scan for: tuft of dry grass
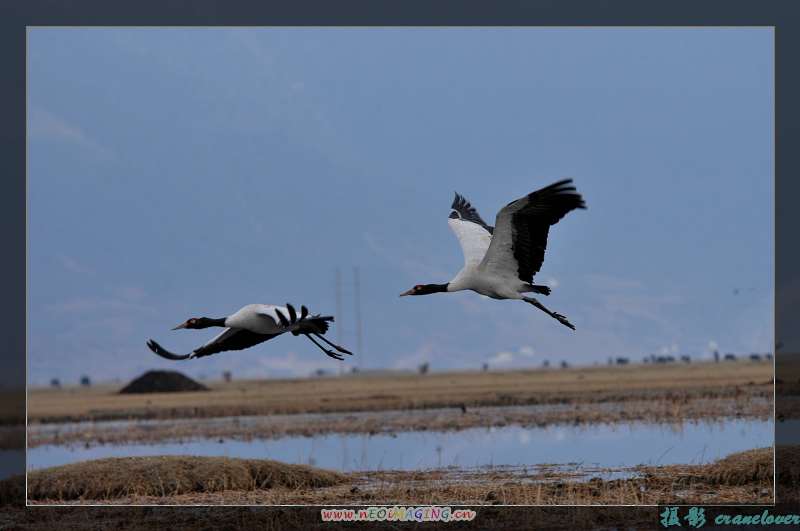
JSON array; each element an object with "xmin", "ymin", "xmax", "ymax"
[
  {"xmin": 27, "ymin": 456, "xmax": 346, "ymax": 501},
  {"xmin": 630, "ymin": 447, "xmax": 774, "ymax": 504},
  {"xmin": 704, "ymin": 447, "xmax": 774, "ymax": 485}
]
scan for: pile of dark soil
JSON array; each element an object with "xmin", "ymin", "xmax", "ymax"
[{"xmin": 119, "ymin": 370, "xmax": 208, "ymax": 394}]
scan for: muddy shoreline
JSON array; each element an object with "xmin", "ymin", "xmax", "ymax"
[{"xmin": 28, "ymin": 395, "xmax": 772, "ymax": 449}]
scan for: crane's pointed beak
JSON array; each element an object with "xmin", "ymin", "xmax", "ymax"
[
  {"xmin": 399, "ymin": 289, "xmax": 414, "ymax": 297},
  {"xmin": 172, "ymin": 322, "xmax": 188, "ymax": 330}
]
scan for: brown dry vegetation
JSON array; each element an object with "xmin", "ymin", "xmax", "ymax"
[
  {"xmin": 27, "ymin": 456, "xmax": 345, "ymax": 501},
  {"xmin": 24, "ymin": 448, "xmax": 774, "ymax": 505},
  {"xmin": 28, "ymin": 361, "xmax": 772, "ymax": 424}
]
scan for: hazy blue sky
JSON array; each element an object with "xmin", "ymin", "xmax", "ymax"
[{"xmin": 28, "ymin": 28, "xmax": 773, "ymax": 386}]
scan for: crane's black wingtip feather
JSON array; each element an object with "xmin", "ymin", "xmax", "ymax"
[
  {"xmin": 450, "ymin": 192, "xmax": 492, "ymax": 232},
  {"xmin": 275, "ymin": 308, "xmax": 290, "ymax": 327},
  {"xmin": 287, "ymin": 303, "xmax": 297, "ymax": 323}
]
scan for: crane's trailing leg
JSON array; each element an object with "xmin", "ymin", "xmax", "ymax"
[
  {"xmin": 522, "ymin": 297, "xmax": 575, "ymax": 330},
  {"xmin": 305, "ymin": 334, "xmax": 345, "ymax": 360},
  {"xmin": 313, "ymin": 333, "xmax": 353, "ymax": 355}
]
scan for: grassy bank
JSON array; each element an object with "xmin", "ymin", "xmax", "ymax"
[{"xmin": 25, "ymin": 448, "xmax": 774, "ymax": 505}]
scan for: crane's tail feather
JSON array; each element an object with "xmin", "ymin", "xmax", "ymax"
[
  {"xmin": 522, "ymin": 284, "xmax": 551, "ymax": 296},
  {"xmin": 285, "ymin": 299, "xmax": 334, "ymax": 335},
  {"xmin": 146, "ymin": 339, "xmax": 192, "ymax": 361},
  {"xmin": 302, "ymin": 315, "xmax": 334, "ymax": 334}
]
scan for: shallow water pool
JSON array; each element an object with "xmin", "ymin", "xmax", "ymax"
[{"xmin": 27, "ymin": 418, "xmax": 773, "ymax": 473}]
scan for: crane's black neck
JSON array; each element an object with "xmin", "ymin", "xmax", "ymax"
[
  {"xmin": 419, "ymin": 283, "xmax": 449, "ymax": 295},
  {"xmin": 196, "ymin": 317, "xmax": 227, "ymax": 328}
]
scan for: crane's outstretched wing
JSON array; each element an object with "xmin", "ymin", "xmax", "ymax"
[
  {"xmin": 448, "ymin": 192, "xmax": 494, "ymax": 269},
  {"xmin": 255, "ymin": 304, "xmax": 333, "ymax": 335},
  {"xmin": 479, "ymin": 179, "xmax": 586, "ymax": 283},
  {"xmin": 147, "ymin": 328, "xmax": 282, "ymax": 361}
]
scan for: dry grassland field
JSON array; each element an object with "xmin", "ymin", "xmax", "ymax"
[
  {"xmin": 21, "ymin": 360, "xmax": 776, "ymax": 506},
  {"xmin": 28, "ymin": 360, "xmax": 772, "ymax": 424}
]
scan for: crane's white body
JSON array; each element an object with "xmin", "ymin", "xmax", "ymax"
[
  {"xmin": 446, "ymin": 217, "xmax": 529, "ymax": 300},
  {"xmin": 197, "ymin": 304, "xmax": 306, "ymax": 352},
  {"xmin": 224, "ymin": 304, "xmax": 295, "ymax": 334}
]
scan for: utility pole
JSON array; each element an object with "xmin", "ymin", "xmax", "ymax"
[
  {"xmin": 336, "ymin": 268, "xmax": 343, "ymax": 376},
  {"xmin": 354, "ymin": 266, "xmax": 363, "ymax": 369}
]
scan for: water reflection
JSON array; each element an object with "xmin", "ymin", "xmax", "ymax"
[{"xmin": 28, "ymin": 418, "xmax": 773, "ymax": 472}]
